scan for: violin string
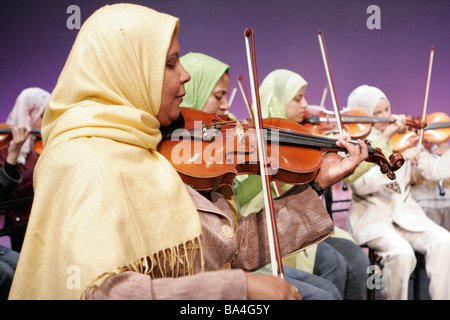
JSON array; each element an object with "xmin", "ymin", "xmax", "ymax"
[
  {"xmin": 210, "ymin": 122, "xmax": 376, "ymax": 154},
  {"xmin": 341, "ymin": 114, "xmax": 391, "ymax": 124},
  {"xmin": 264, "ymin": 128, "xmax": 376, "ymax": 154},
  {"xmin": 0, "ymin": 128, "xmax": 41, "ymax": 134},
  {"xmin": 425, "ymin": 121, "xmax": 450, "ymax": 130}
]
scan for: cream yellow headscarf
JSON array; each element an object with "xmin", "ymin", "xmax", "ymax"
[
  {"xmin": 257, "ymin": 69, "xmax": 308, "ymax": 119},
  {"xmin": 9, "ymin": 4, "xmax": 202, "ymax": 300},
  {"xmin": 236, "ymin": 69, "xmax": 308, "ymax": 211}
]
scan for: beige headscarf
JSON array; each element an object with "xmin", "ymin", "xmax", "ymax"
[
  {"xmin": 235, "ymin": 69, "xmax": 308, "ymax": 210},
  {"xmin": 9, "ymin": 4, "xmax": 202, "ymax": 300}
]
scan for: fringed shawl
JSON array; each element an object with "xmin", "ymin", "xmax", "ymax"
[{"xmin": 9, "ymin": 4, "xmax": 203, "ymax": 300}]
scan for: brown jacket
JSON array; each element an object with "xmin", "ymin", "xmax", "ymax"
[{"xmin": 85, "ymin": 183, "xmax": 333, "ymax": 299}]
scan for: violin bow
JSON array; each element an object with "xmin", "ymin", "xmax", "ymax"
[
  {"xmin": 419, "ymin": 47, "xmax": 443, "ymax": 196},
  {"xmin": 244, "ymin": 28, "xmax": 284, "ymax": 278},
  {"xmin": 238, "ymin": 74, "xmax": 283, "ymax": 197},
  {"xmin": 318, "ymin": 30, "xmax": 345, "ymax": 135},
  {"xmin": 228, "ymin": 85, "xmax": 237, "ymax": 108},
  {"xmin": 237, "ymin": 75, "xmax": 254, "ymax": 119},
  {"xmin": 319, "ymin": 85, "xmax": 328, "ymax": 109},
  {"xmin": 317, "ymin": 30, "xmax": 406, "ymax": 178},
  {"xmin": 418, "ymin": 46, "xmax": 434, "ymax": 147}
]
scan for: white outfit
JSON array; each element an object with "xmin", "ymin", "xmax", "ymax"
[
  {"xmin": 348, "ymin": 152, "xmax": 450, "ymax": 300},
  {"xmin": 346, "ymin": 85, "xmax": 450, "ymax": 300},
  {"xmin": 411, "ymin": 181, "xmax": 450, "ymax": 231},
  {"xmin": 416, "ymin": 149, "xmax": 450, "ymax": 181},
  {"xmin": 412, "ymin": 148, "xmax": 450, "ymax": 231}
]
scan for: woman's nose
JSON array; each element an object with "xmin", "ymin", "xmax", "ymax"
[
  {"xmin": 180, "ymin": 65, "xmax": 191, "ymax": 84},
  {"xmin": 220, "ymin": 97, "xmax": 230, "ymax": 111},
  {"xmin": 301, "ymin": 97, "xmax": 308, "ymax": 109}
]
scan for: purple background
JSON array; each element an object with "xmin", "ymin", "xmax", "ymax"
[{"xmin": 1, "ymin": 0, "xmax": 449, "ymax": 122}]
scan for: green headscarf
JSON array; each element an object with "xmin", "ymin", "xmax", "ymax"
[
  {"xmin": 258, "ymin": 69, "xmax": 308, "ymax": 119},
  {"xmin": 180, "ymin": 52, "xmax": 230, "ymax": 110}
]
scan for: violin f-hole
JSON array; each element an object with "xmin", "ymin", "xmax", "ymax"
[{"xmin": 225, "ymin": 144, "xmax": 256, "ymax": 163}]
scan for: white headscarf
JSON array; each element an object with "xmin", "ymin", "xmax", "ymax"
[
  {"xmin": 346, "ymin": 84, "xmax": 390, "ymax": 116},
  {"xmin": 7, "ymin": 87, "xmax": 50, "ymax": 164}
]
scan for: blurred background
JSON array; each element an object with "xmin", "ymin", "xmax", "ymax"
[{"xmin": 1, "ymin": 0, "xmax": 448, "ymax": 121}]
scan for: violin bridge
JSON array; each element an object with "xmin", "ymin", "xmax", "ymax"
[{"xmin": 234, "ymin": 120, "xmax": 245, "ymax": 144}]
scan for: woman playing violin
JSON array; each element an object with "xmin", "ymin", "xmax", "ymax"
[
  {"xmin": 234, "ymin": 69, "xmax": 370, "ymax": 300},
  {"xmin": 0, "ymin": 87, "xmax": 48, "ymax": 204},
  {"xmin": 344, "ymin": 84, "xmax": 450, "ymax": 300},
  {"xmin": 0, "ymin": 87, "xmax": 48, "ymax": 299},
  {"xmin": 10, "ymin": 4, "xmax": 367, "ymax": 300}
]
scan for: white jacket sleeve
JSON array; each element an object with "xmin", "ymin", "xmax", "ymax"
[{"xmin": 416, "ymin": 149, "xmax": 450, "ymax": 181}]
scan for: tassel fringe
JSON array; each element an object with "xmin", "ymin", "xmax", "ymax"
[{"xmin": 83, "ymin": 236, "xmax": 203, "ymax": 299}]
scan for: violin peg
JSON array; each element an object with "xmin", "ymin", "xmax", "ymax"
[{"xmin": 387, "ymin": 171, "xmax": 396, "ymax": 180}]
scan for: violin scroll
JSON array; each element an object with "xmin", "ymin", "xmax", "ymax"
[{"xmin": 364, "ymin": 140, "xmax": 404, "ymax": 180}]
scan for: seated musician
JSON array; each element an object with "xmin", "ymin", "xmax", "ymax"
[
  {"xmin": 0, "ymin": 87, "xmax": 49, "ymax": 299},
  {"xmin": 344, "ymin": 84, "xmax": 450, "ymax": 300}
]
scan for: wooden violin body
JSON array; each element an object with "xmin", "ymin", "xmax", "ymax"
[
  {"xmin": 302, "ymin": 106, "xmax": 383, "ymax": 139},
  {"xmin": 158, "ymin": 108, "xmax": 404, "ymax": 190},
  {"xmin": 421, "ymin": 112, "xmax": 450, "ymax": 145},
  {"xmin": 158, "ymin": 108, "xmax": 322, "ymax": 190},
  {"xmin": 0, "ymin": 124, "xmax": 14, "ymax": 149},
  {"xmin": 392, "ymin": 112, "xmax": 450, "ymax": 151}
]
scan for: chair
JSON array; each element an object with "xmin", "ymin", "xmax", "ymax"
[
  {"xmin": 360, "ymin": 244, "xmax": 379, "ymax": 300},
  {"xmin": 412, "ymin": 251, "xmax": 426, "ymax": 300}
]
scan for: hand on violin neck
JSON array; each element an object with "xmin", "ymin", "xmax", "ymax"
[
  {"xmin": 315, "ymin": 137, "xmax": 369, "ymax": 189},
  {"xmin": 383, "ymin": 114, "xmax": 406, "ymax": 142},
  {"xmin": 401, "ymin": 146, "xmax": 421, "ymax": 165},
  {"xmin": 6, "ymin": 125, "xmax": 31, "ymax": 165}
]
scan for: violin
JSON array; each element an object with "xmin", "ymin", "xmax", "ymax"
[
  {"xmin": 302, "ymin": 106, "xmax": 390, "ymax": 139},
  {"xmin": 392, "ymin": 112, "xmax": 450, "ymax": 152},
  {"xmin": 0, "ymin": 124, "xmax": 42, "ymax": 155},
  {"xmin": 215, "ymin": 113, "xmax": 234, "ymax": 122},
  {"xmin": 422, "ymin": 112, "xmax": 450, "ymax": 144},
  {"xmin": 158, "ymin": 107, "xmax": 405, "ymax": 191},
  {"xmin": 33, "ymin": 137, "xmax": 43, "ymax": 156}
]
